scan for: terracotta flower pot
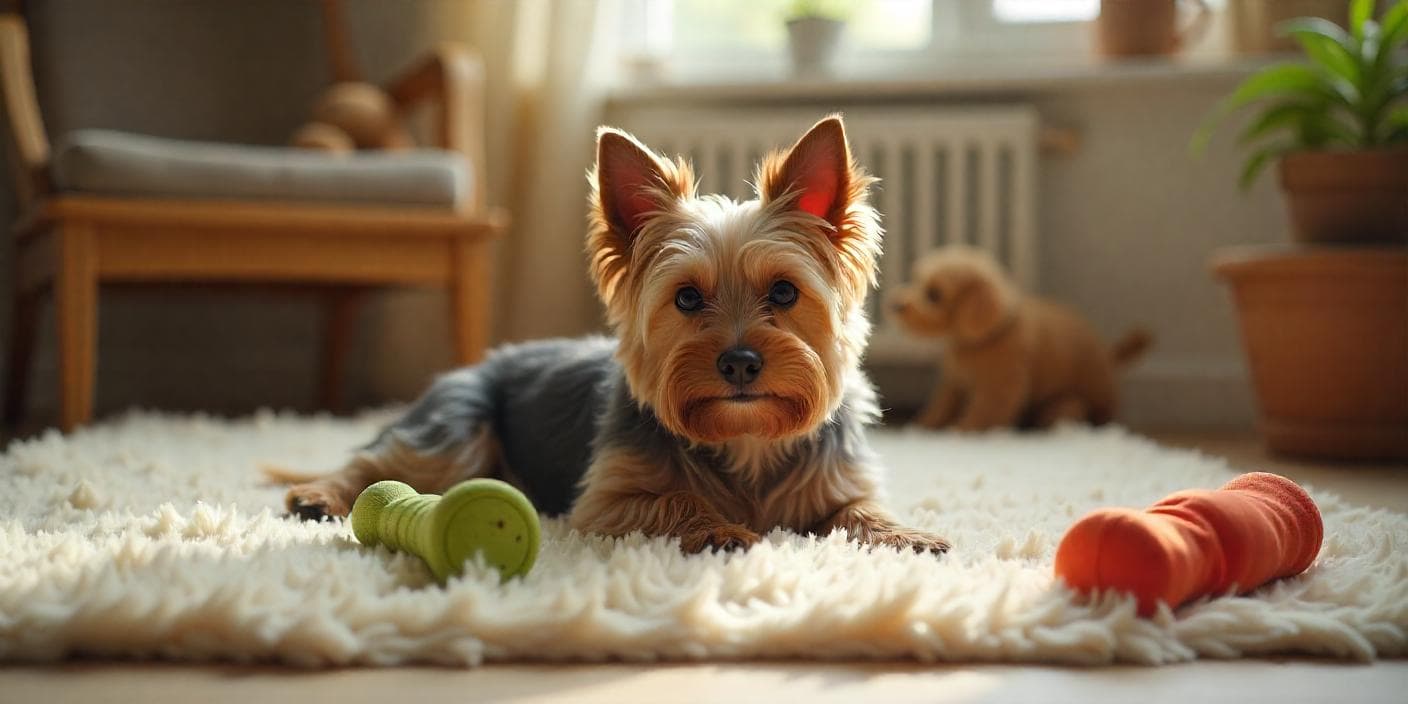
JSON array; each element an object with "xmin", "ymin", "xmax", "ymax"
[
  {"xmin": 1212, "ymin": 246, "xmax": 1408, "ymax": 461},
  {"xmin": 1279, "ymin": 149, "xmax": 1408, "ymax": 245}
]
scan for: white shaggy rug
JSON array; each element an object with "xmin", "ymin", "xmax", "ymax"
[{"xmin": 1, "ymin": 411, "xmax": 1405, "ymax": 667}]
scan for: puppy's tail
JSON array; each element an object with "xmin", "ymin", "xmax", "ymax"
[{"xmin": 1110, "ymin": 328, "xmax": 1152, "ymax": 370}]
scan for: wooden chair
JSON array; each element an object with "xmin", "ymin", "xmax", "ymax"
[{"xmin": 0, "ymin": 12, "xmax": 506, "ymax": 431}]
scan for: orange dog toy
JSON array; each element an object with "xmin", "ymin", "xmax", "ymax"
[{"xmin": 1054, "ymin": 472, "xmax": 1323, "ymax": 615}]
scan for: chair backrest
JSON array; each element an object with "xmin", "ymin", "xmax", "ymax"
[
  {"xmin": 0, "ymin": 12, "xmax": 50, "ymax": 211},
  {"xmin": 3, "ymin": 2, "xmax": 491, "ymax": 217},
  {"xmin": 3, "ymin": 2, "xmax": 333, "ymax": 215},
  {"xmin": 23, "ymin": 0, "xmax": 327, "ymax": 147}
]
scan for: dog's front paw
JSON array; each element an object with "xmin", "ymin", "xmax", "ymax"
[
  {"xmin": 285, "ymin": 482, "xmax": 352, "ymax": 522},
  {"xmin": 824, "ymin": 502, "xmax": 952, "ymax": 556},
  {"xmin": 679, "ymin": 523, "xmax": 762, "ymax": 554},
  {"xmin": 862, "ymin": 528, "xmax": 952, "ymax": 556},
  {"xmin": 844, "ymin": 529, "xmax": 946, "ymax": 554}
]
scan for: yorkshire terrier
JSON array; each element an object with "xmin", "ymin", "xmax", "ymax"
[{"xmin": 279, "ymin": 116, "xmax": 951, "ymax": 555}]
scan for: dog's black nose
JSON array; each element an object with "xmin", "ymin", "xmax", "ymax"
[{"xmin": 717, "ymin": 346, "xmax": 763, "ymax": 386}]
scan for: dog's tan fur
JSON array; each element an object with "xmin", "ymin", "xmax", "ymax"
[{"xmin": 890, "ymin": 247, "xmax": 1149, "ymax": 431}]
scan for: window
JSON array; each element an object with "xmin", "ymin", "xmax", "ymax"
[
  {"xmin": 992, "ymin": 0, "xmax": 1098, "ymax": 24},
  {"xmin": 667, "ymin": 0, "xmax": 934, "ymax": 54},
  {"xmin": 618, "ymin": 0, "xmax": 1124, "ymax": 80},
  {"xmin": 617, "ymin": 0, "xmax": 935, "ymax": 71}
]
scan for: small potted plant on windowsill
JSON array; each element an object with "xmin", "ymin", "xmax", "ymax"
[
  {"xmin": 1194, "ymin": 0, "xmax": 1408, "ymax": 461},
  {"xmin": 785, "ymin": 0, "xmax": 848, "ymax": 77}
]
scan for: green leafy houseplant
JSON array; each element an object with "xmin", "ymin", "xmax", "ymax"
[
  {"xmin": 1195, "ymin": 0, "xmax": 1408, "ymax": 190},
  {"xmin": 1196, "ymin": 0, "xmax": 1408, "ymax": 244}
]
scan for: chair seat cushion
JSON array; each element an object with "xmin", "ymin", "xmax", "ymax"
[{"xmin": 51, "ymin": 129, "xmax": 471, "ymax": 208}]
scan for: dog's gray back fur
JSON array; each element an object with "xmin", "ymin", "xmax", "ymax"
[{"xmin": 371, "ymin": 337, "xmax": 878, "ymax": 516}]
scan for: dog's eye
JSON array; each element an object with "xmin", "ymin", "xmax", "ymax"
[
  {"xmin": 925, "ymin": 285, "xmax": 942, "ymax": 304},
  {"xmin": 675, "ymin": 286, "xmax": 704, "ymax": 313},
  {"xmin": 767, "ymin": 280, "xmax": 798, "ymax": 308}
]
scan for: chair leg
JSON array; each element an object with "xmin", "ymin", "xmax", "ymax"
[
  {"xmin": 450, "ymin": 239, "xmax": 492, "ymax": 367},
  {"xmin": 55, "ymin": 224, "xmax": 98, "ymax": 432},
  {"xmin": 319, "ymin": 287, "xmax": 362, "ymax": 413},
  {"xmin": 4, "ymin": 290, "xmax": 39, "ymax": 425}
]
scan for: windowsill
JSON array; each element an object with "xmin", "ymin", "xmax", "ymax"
[{"xmin": 607, "ymin": 52, "xmax": 1290, "ymax": 106}]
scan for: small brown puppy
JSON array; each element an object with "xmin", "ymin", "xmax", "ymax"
[{"xmin": 889, "ymin": 247, "xmax": 1149, "ymax": 431}]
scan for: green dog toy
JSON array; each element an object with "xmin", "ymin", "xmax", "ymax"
[{"xmin": 350, "ymin": 479, "xmax": 540, "ymax": 582}]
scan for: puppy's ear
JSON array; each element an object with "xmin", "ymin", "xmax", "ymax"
[
  {"xmin": 588, "ymin": 128, "xmax": 693, "ymax": 309},
  {"xmin": 955, "ymin": 272, "xmax": 1019, "ymax": 343},
  {"xmin": 759, "ymin": 116, "xmax": 857, "ymax": 230}
]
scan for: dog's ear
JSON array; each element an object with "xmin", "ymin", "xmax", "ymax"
[
  {"xmin": 592, "ymin": 128, "xmax": 690, "ymax": 242},
  {"xmin": 954, "ymin": 272, "xmax": 1019, "ymax": 343},
  {"xmin": 759, "ymin": 116, "xmax": 856, "ymax": 230},
  {"xmin": 588, "ymin": 128, "xmax": 694, "ymax": 310},
  {"xmin": 758, "ymin": 115, "xmax": 881, "ymax": 305}
]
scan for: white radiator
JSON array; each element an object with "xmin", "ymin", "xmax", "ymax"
[{"xmin": 611, "ymin": 106, "xmax": 1040, "ymax": 363}]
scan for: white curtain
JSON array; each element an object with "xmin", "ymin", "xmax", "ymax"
[
  {"xmin": 364, "ymin": 0, "xmax": 617, "ymax": 400},
  {"xmin": 497, "ymin": 0, "xmax": 617, "ymax": 343}
]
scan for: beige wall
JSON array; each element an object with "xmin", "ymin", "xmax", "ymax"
[{"xmin": 1035, "ymin": 79, "xmax": 1284, "ymax": 428}]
